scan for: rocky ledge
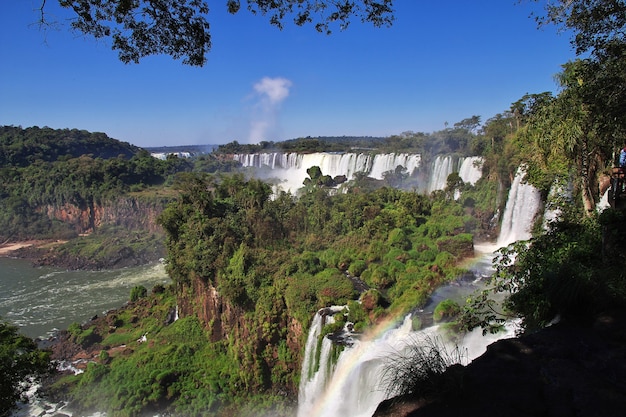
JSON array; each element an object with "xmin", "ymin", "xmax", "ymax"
[
  {"xmin": 1, "ymin": 236, "xmax": 165, "ymax": 270},
  {"xmin": 374, "ymin": 310, "xmax": 626, "ymax": 417}
]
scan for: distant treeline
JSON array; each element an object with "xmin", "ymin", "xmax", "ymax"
[
  {"xmin": 215, "ymin": 118, "xmax": 482, "ymax": 157},
  {"xmin": 145, "ymin": 144, "xmax": 219, "ymax": 155},
  {"xmin": 0, "ymin": 125, "xmax": 141, "ymax": 167}
]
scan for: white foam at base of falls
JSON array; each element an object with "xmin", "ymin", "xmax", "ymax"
[{"xmin": 297, "ymin": 313, "xmax": 519, "ymax": 417}]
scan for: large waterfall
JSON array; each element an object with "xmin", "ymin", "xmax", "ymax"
[
  {"xmin": 426, "ymin": 155, "xmax": 483, "ymax": 193},
  {"xmin": 233, "ymin": 152, "xmax": 421, "ymax": 192},
  {"xmin": 233, "ymin": 152, "xmax": 482, "ymax": 194},
  {"xmin": 496, "ymin": 166, "xmax": 542, "ymax": 248},
  {"xmin": 296, "ymin": 166, "xmax": 542, "ymax": 417}
]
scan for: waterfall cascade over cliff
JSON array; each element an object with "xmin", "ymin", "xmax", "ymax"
[
  {"xmin": 297, "ymin": 311, "xmax": 519, "ymax": 417},
  {"xmin": 496, "ymin": 167, "xmax": 542, "ymax": 248},
  {"xmin": 233, "ymin": 152, "xmax": 482, "ymax": 193},
  {"xmin": 296, "ymin": 165, "xmax": 542, "ymax": 417}
]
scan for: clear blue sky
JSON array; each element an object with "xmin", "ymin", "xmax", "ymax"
[{"xmin": 1, "ymin": 1, "xmax": 576, "ymax": 148}]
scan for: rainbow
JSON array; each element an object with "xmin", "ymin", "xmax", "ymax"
[{"xmin": 298, "ymin": 247, "xmax": 502, "ymax": 417}]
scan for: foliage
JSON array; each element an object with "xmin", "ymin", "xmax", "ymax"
[
  {"xmin": 47, "ymin": 225, "xmax": 167, "ymax": 269},
  {"xmin": 535, "ymin": 0, "xmax": 626, "ymax": 56},
  {"xmin": 461, "ymin": 215, "xmax": 626, "ymax": 334},
  {"xmin": 130, "ymin": 285, "xmax": 148, "ymax": 302},
  {"xmin": 380, "ymin": 335, "xmax": 466, "ymax": 402},
  {"xmin": 0, "ymin": 318, "xmax": 52, "ymax": 416},
  {"xmin": 518, "ymin": 60, "xmax": 613, "ymax": 214},
  {"xmin": 51, "ymin": 0, "xmax": 394, "ymax": 66},
  {"xmin": 0, "ymin": 126, "xmax": 186, "ymax": 241},
  {"xmin": 0, "ymin": 125, "xmax": 140, "ymax": 166},
  {"xmin": 527, "ymin": 1, "xmax": 626, "ymax": 213},
  {"xmin": 433, "ymin": 299, "xmax": 461, "ymax": 322}
]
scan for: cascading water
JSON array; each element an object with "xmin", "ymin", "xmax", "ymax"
[
  {"xmin": 297, "ymin": 310, "xmax": 519, "ymax": 417},
  {"xmin": 426, "ymin": 155, "xmax": 454, "ymax": 193},
  {"xmin": 297, "ymin": 164, "xmax": 541, "ymax": 417},
  {"xmin": 234, "ymin": 152, "xmax": 422, "ymax": 192},
  {"xmin": 426, "ymin": 155, "xmax": 483, "ymax": 194},
  {"xmin": 458, "ymin": 156, "xmax": 483, "ymax": 185},
  {"xmin": 234, "ymin": 152, "xmax": 484, "ymax": 194},
  {"xmin": 496, "ymin": 166, "xmax": 542, "ymax": 248}
]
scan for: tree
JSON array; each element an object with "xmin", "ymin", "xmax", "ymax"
[
  {"xmin": 461, "ymin": 215, "xmax": 626, "ymax": 334},
  {"xmin": 531, "ymin": 0, "xmax": 626, "ymax": 140},
  {"xmin": 453, "ymin": 115, "xmax": 481, "ymax": 134},
  {"xmin": 382, "ymin": 165, "xmax": 408, "ymax": 187},
  {"xmin": 49, "ymin": 0, "xmax": 395, "ymax": 66},
  {"xmin": 533, "ymin": 0, "xmax": 626, "ymax": 56},
  {"xmin": 0, "ymin": 319, "xmax": 52, "ymax": 416},
  {"xmin": 521, "ymin": 60, "xmax": 613, "ymax": 215}
]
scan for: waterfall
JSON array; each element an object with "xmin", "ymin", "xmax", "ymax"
[
  {"xmin": 297, "ymin": 312, "xmax": 518, "ymax": 417},
  {"xmin": 496, "ymin": 167, "xmax": 542, "ymax": 248},
  {"xmin": 458, "ymin": 156, "xmax": 483, "ymax": 185},
  {"xmin": 426, "ymin": 156, "xmax": 483, "ymax": 194},
  {"xmin": 233, "ymin": 152, "xmax": 421, "ymax": 192},
  {"xmin": 426, "ymin": 155, "xmax": 454, "ymax": 193},
  {"xmin": 233, "ymin": 152, "xmax": 486, "ymax": 194},
  {"xmin": 296, "ymin": 164, "xmax": 542, "ymax": 417}
]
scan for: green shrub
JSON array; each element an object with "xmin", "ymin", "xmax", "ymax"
[
  {"xmin": 67, "ymin": 322, "xmax": 82, "ymax": 336},
  {"xmin": 368, "ymin": 265, "xmax": 395, "ymax": 289},
  {"xmin": 380, "ymin": 335, "xmax": 466, "ymax": 401},
  {"xmin": 130, "ymin": 285, "xmax": 148, "ymax": 302},
  {"xmin": 314, "ymin": 268, "xmax": 356, "ymax": 306},
  {"xmin": 433, "ymin": 299, "xmax": 461, "ymax": 322},
  {"xmin": 297, "ymin": 251, "xmax": 324, "ymax": 274},
  {"xmin": 348, "ymin": 259, "xmax": 367, "ymax": 276},
  {"xmin": 388, "ymin": 228, "xmax": 412, "ymax": 250}
]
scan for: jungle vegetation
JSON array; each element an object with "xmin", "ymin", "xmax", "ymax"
[{"xmin": 0, "ymin": 318, "xmax": 52, "ymax": 417}]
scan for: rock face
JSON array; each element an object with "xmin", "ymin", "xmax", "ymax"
[
  {"xmin": 374, "ymin": 311, "xmax": 626, "ymax": 417},
  {"xmin": 176, "ymin": 277, "xmax": 304, "ymax": 394},
  {"xmin": 43, "ymin": 197, "xmax": 167, "ymax": 235}
]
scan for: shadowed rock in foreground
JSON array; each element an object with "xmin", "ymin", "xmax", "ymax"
[{"xmin": 374, "ymin": 310, "xmax": 626, "ymax": 417}]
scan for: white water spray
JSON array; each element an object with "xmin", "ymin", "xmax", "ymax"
[
  {"xmin": 427, "ymin": 155, "xmax": 483, "ymax": 194},
  {"xmin": 297, "ymin": 312, "xmax": 519, "ymax": 417},
  {"xmin": 234, "ymin": 152, "xmax": 422, "ymax": 193}
]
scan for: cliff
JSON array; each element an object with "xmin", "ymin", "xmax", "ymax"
[
  {"xmin": 10, "ymin": 196, "xmax": 170, "ymax": 269},
  {"xmin": 374, "ymin": 310, "xmax": 626, "ymax": 417},
  {"xmin": 176, "ymin": 277, "xmax": 304, "ymax": 394},
  {"xmin": 43, "ymin": 196, "xmax": 168, "ymax": 235}
]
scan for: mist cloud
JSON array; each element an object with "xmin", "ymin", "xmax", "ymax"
[{"xmin": 248, "ymin": 77, "xmax": 292, "ymax": 143}]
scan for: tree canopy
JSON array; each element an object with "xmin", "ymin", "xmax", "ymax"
[
  {"xmin": 0, "ymin": 319, "xmax": 52, "ymax": 416},
  {"xmin": 534, "ymin": 0, "xmax": 626, "ymax": 56},
  {"xmin": 51, "ymin": 0, "xmax": 394, "ymax": 66}
]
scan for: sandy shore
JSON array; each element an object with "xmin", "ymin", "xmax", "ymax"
[
  {"xmin": 0, "ymin": 242, "xmax": 35, "ymax": 256},
  {"xmin": 0, "ymin": 240, "xmax": 65, "ymax": 256}
]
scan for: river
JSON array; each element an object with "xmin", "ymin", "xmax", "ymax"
[{"xmin": 0, "ymin": 257, "xmax": 170, "ymax": 340}]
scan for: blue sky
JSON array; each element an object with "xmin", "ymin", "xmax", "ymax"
[{"xmin": 1, "ymin": 1, "xmax": 576, "ymax": 148}]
